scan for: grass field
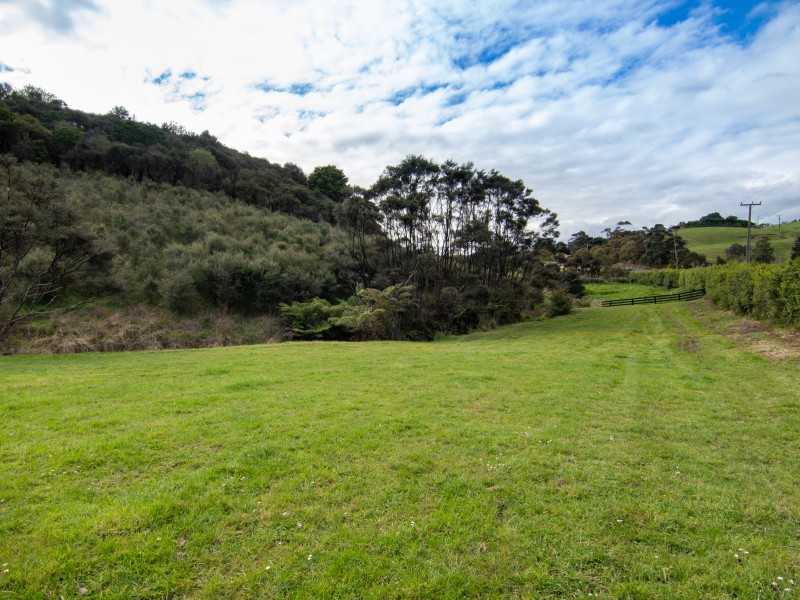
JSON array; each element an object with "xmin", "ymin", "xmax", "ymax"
[
  {"xmin": 2, "ymin": 288, "xmax": 799, "ymax": 598},
  {"xmin": 679, "ymin": 222, "xmax": 800, "ymax": 263}
]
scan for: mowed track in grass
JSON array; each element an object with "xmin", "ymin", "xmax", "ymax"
[
  {"xmin": 679, "ymin": 222, "xmax": 800, "ymax": 262},
  {"xmin": 1, "ymin": 291, "xmax": 799, "ymax": 598}
]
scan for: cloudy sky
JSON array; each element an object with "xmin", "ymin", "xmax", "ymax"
[{"xmin": 2, "ymin": 0, "xmax": 799, "ymax": 235}]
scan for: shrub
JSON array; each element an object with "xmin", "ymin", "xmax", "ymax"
[
  {"xmin": 279, "ymin": 298, "xmax": 337, "ymax": 339},
  {"xmin": 544, "ymin": 289, "xmax": 572, "ymax": 317}
]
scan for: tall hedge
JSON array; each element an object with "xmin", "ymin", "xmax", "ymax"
[
  {"xmin": 629, "ymin": 260, "xmax": 800, "ymax": 327},
  {"xmin": 627, "ymin": 269, "xmax": 681, "ymax": 289}
]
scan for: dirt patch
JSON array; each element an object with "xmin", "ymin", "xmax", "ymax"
[
  {"xmin": 690, "ymin": 301, "xmax": 800, "ymax": 362},
  {"xmin": 676, "ymin": 338, "xmax": 701, "ymax": 353},
  {"xmin": 731, "ymin": 326, "xmax": 766, "ymax": 335}
]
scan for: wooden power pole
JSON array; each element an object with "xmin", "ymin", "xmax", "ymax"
[{"xmin": 741, "ymin": 202, "xmax": 761, "ymax": 263}]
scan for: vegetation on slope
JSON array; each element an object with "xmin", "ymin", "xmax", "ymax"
[{"xmin": 1, "ymin": 84, "xmax": 577, "ymax": 349}]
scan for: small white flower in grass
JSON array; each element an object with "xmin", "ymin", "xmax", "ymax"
[
  {"xmin": 779, "ymin": 577, "xmax": 785, "ymax": 581},
  {"xmin": 297, "ymin": 522, "xmax": 303, "ymax": 528},
  {"xmin": 265, "ymin": 566, "xmax": 271, "ymax": 571},
  {"xmin": 307, "ymin": 554, "xmax": 312, "ymax": 561}
]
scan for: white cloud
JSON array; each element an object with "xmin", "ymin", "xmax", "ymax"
[{"xmin": 2, "ymin": 0, "xmax": 799, "ymax": 234}]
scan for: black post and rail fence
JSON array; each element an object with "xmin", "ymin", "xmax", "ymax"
[{"xmin": 601, "ymin": 288, "xmax": 706, "ymax": 307}]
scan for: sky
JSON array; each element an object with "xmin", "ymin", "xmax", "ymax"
[{"xmin": 1, "ymin": 0, "xmax": 799, "ymax": 236}]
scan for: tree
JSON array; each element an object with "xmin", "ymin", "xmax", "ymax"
[
  {"xmin": 108, "ymin": 106, "xmax": 131, "ymax": 120},
  {"xmin": 334, "ymin": 186, "xmax": 383, "ymax": 288},
  {"xmin": 185, "ymin": 148, "xmax": 220, "ymax": 189},
  {"xmin": 0, "ymin": 157, "xmax": 112, "ymax": 338},
  {"xmin": 308, "ymin": 165, "xmax": 348, "ymax": 203},
  {"xmin": 725, "ymin": 243, "xmax": 746, "ymax": 262},
  {"xmin": 791, "ymin": 236, "xmax": 800, "ymax": 260},
  {"xmin": 753, "ymin": 236, "xmax": 775, "ymax": 264},
  {"xmin": 641, "ymin": 224, "xmax": 685, "ymax": 267}
]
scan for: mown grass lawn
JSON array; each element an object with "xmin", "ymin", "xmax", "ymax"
[{"xmin": 1, "ymin": 292, "xmax": 799, "ymax": 598}]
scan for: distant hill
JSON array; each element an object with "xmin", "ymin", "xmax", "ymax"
[{"xmin": 678, "ymin": 222, "xmax": 800, "ymax": 262}]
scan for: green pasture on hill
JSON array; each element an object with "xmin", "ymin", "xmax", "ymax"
[
  {"xmin": 1, "ymin": 287, "xmax": 799, "ymax": 598},
  {"xmin": 679, "ymin": 222, "xmax": 800, "ymax": 262}
]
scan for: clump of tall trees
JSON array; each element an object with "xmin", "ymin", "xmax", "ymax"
[
  {"xmin": 286, "ymin": 155, "xmax": 566, "ymax": 339},
  {"xmin": 678, "ymin": 212, "xmax": 748, "ymax": 228},
  {"xmin": 561, "ymin": 222, "xmax": 707, "ymax": 277}
]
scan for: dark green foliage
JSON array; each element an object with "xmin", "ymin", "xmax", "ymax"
[
  {"xmin": 725, "ymin": 243, "xmax": 746, "ymax": 261},
  {"xmin": 679, "ymin": 212, "xmax": 748, "ymax": 228},
  {"xmin": 308, "ymin": 165, "xmax": 348, "ymax": 203},
  {"xmin": 0, "ymin": 157, "xmax": 112, "ymax": 336},
  {"xmin": 282, "ymin": 284, "xmax": 417, "ymax": 341},
  {"xmin": 159, "ymin": 269, "xmax": 200, "ymax": 314},
  {"xmin": 0, "ymin": 84, "xmax": 334, "ymax": 222},
  {"xmin": 544, "ymin": 289, "xmax": 573, "ymax": 317},
  {"xmin": 330, "ymin": 284, "xmax": 417, "ymax": 340},
  {"xmin": 752, "ymin": 236, "xmax": 775, "ymax": 264},
  {"xmin": 110, "ymin": 119, "xmax": 166, "ymax": 146},
  {"xmin": 279, "ymin": 298, "xmax": 338, "ymax": 339},
  {"xmin": 792, "ymin": 236, "xmax": 800, "ymax": 260},
  {"xmin": 560, "ymin": 268, "xmax": 585, "ymax": 296}
]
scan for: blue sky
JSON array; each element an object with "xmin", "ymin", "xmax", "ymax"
[{"xmin": 1, "ymin": 0, "xmax": 799, "ymax": 235}]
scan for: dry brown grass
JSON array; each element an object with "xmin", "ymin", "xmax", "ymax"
[
  {"xmin": 689, "ymin": 299, "xmax": 800, "ymax": 362},
  {"xmin": 3, "ymin": 305, "xmax": 283, "ymax": 354}
]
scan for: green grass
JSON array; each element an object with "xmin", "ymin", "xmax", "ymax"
[
  {"xmin": 679, "ymin": 222, "xmax": 800, "ymax": 262},
  {"xmin": 1, "ymin": 290, "xmax": 799, "ymax": 598},
  {"xmin": 583, "ymin": 283, "xmax": 669, "ymax": 301}
]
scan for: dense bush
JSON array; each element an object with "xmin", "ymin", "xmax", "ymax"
[
  {"xmin": 631, "ymin": 261, "xmax": 800, "ymax": 327},
  {"xmin": 544, "ymin": 289, "xmax": 573, "ymax": 317},
  {"xmin": 627, "ymin": 269, "xmax": 680, "ymax": 289}
]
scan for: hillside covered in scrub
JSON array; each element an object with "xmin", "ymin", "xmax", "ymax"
[{"xmin": 1, "ymin": 84, "xmax": 578, "ymax": 352}]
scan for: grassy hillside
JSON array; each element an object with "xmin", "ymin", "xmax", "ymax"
[
  {"xmin": 2, "ymin": 293, "xmax": 799, "ymax": 598},
  {"xmin": 679, "ymin": 222, "xmax": 800, "ymax": 262}
]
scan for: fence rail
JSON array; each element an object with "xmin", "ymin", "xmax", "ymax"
[{"xmin": 601, "ymin": 288, "xmax": 705, "ymax": 307}]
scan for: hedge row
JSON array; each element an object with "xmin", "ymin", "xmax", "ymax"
[
  {"xmin": 630, "ymin": 260, "xmax": 800, "ymax": 327},
  {"xmin": 627, "ymin": 269, "xmax": 681, "ymax": 289}
]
